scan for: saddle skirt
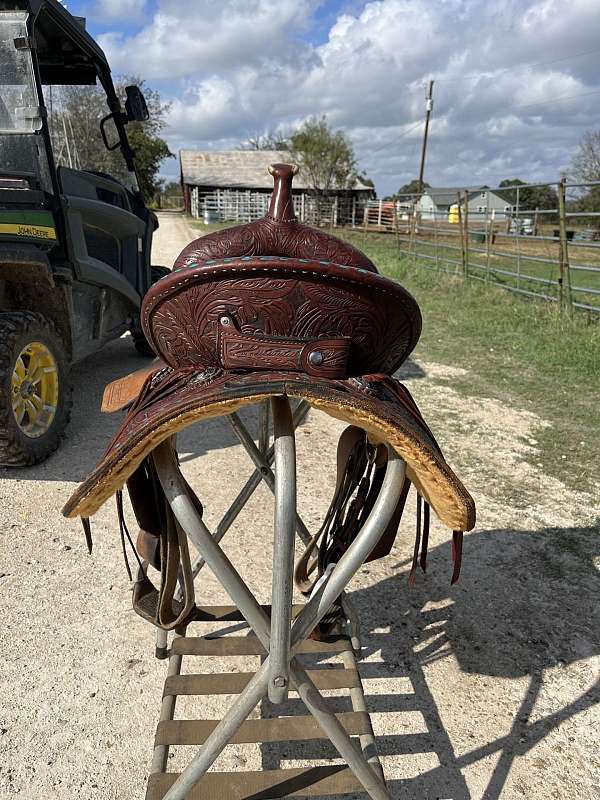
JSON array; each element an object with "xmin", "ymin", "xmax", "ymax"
[{"xmin": 63, "ymin": 163, "xmax": 475, "ymax": 629}]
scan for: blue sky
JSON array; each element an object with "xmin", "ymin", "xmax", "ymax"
[{"xmin": 67, "ymin": 1, "xmax": 600, "ymax": 195}]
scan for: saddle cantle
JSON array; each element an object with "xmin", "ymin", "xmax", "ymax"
[{"xmin": 63, "ymin": 162, "xmax": 476, "ymax": 630}]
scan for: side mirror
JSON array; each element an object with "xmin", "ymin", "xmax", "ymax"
[
  {"xmin": 100, "ymin": 113, "xmax": 121, "ymax": 150},
  {"xmin": 125, "ymin": 85, "xmax": 149, "ymax": 122}
]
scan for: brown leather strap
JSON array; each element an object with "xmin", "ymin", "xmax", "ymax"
[
  {"xmin": 295, "ymin": 426, "xmax": 410, "ymax": 595},
  {"xmin": 218, "ymin": 314, "xmax": 350, "ymax": 378},
  {"xmin": 451, "ymin": 530, "xmax": 463, "ymax": 584},
  {"xmin": 123, "ymin": 442, "xmax": 198, "ymax": 630}
]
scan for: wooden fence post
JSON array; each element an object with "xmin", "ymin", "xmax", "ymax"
[
  {"xmin": 485, "ymin": 213, "xmax": 492, "ymax": 284},
  {"xmin": 456, "ymin": 191, "xmax": 466, "ymax": 277},
  {"xmin": 557, "ymin": 178, "xmax": 573, "ymax": 314},
  {"xmin": 463, "ymin": 190, "xmax": 469, "ymax": 278}
]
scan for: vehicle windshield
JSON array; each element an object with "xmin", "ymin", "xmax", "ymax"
[
  {"xmin": 0, "ymin": 12, "xmax": 42, "ymax": 133},
  {"xmin": 43, "ymin": 84, "xmax": 140, "ymax": 194}
]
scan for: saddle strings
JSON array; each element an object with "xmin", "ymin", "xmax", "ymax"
[{"xmin": 115, "ymin": 489, "xmax": 145, "ymax": 581}]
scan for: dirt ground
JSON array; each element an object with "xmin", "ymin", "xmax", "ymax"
[{"xmin": 1, "ymin": 212, "xmax": 598, "ymax": 800}]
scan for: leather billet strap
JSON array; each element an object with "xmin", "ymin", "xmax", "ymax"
[
  {"xmin": 294, "ymin": 426, "xmax": 410, "ymax": 595},
  {"xmin": 124, "ymin": 442, "xmax": 198, "ymax": 630},
  {"xmin": 217, "ymin": 314, "xmax": 350, "ymax": 378}
]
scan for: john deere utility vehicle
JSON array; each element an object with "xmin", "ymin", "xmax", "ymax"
[{"xmin": 0, "ymin": 0, "xmax": 166, "ymax": 465}]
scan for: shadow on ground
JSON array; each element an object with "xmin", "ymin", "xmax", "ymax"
[{"xmin": 259, "ymin": 522, "xmax": 600, "ymax": 799}]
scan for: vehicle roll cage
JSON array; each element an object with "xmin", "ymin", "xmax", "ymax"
[{"xmin": 1, "ymin": 0, "xmax": 140, "ymax": 190}]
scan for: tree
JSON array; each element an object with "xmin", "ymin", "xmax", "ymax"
[
  {"xmin": 241, "ymin": 131, "xmax": 289, "ymax": 151},
  {"xmin": 47, "ymin": 76, "xmax": 173, "ymax": 199},
  {"xmin": 396, "ymin": 179, "xmax": 430, "ymax": 196},
  {"xmin": 126, "ymin": 120, "xmax": 173, "ymax": 199},
  {"xmin": 288, "ymin": 116, "xmax": 357, "ymax": 196},
  {"xmin": 357, "ymin": 172, "xmax": 375, "ymax": 189},
  {"xmin": 569, "ymin": 130, "xmax": 600, "ymax": 214},
  {"xmin": 498, "ymin": 179, "xmax": 557, "ymax": 211},
  {"xmin": 571, "ymin": 130, "xmax": 600, "ymax": 183}
]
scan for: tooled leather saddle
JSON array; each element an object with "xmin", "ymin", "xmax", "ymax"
[{"xmin": 63, "ymin": 163, "xmax": 475, "ymax": 631}]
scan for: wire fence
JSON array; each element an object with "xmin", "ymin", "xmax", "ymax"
[{"xmin": 357, "ymin": 179, "xmax": 600, "ymax": 316}]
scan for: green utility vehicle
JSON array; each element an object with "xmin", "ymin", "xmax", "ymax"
[{"xmin": 0, "ymin": 0, "xmax": 165, "ymax": 465}]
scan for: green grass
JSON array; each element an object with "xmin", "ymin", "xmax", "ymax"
[
  {"xmin": 341, "ymin": 229, "xmax": 599, "ymax": 493},
  {"xmin": 394, "ymin": 233, "xmax": 600, "ymax": 310}
]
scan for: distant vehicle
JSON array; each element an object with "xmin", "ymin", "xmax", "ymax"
[{"xmin": 509, "ymin": 217, "xmax": 534, "ymax": 236}]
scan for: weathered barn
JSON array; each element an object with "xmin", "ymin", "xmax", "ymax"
[{"xmin": 179, "ymin": 150, "xmax": 374, "ymax": 225}]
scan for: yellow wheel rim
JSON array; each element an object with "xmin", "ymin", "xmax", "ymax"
[{"xmin": 11, "ymin": 341, "xmax": 59, "ymax": 438}]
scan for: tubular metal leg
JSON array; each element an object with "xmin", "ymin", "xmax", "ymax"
[
  {"xmin": 183, "ymin": 399, "xmax": 310, "ymax": 586},
  {"xmin": 341, "ymin": 591, "xmax": 362, "ymax": 654},
  {"xmin": 155, "ymin": 400, "xmax": 309, "ymax": 656},
  {"xmin": 152, "ymin": 428, "xmax": 406, "ymax": 800},
  {"xmin": 340, "ymin": 646, "xmax": 385, "ymax": 780},
  {"xmin": 155, "ymin": 628, "xmax": 169, "ymax": 660},
  {"xmin": 228, "ymin": 411, "xmax": 312, "ymax": 545},
  {"xmin": 259, "ymin": 399, "xmax": 270, "ymax": 454},
  {"xmin": 268, "ymin": 397, "xmax": 296, "ymax": 704},
  {"xmin": 290, "ymin": 664, "xmax": 390, "ymax": 800},
  {"xmin": 162, "ymin": 661, "xmax": 271, "ymax": 800},
  {"xmin": 151, "ymin": 632, "xmax": 184, "ymax": 772}
]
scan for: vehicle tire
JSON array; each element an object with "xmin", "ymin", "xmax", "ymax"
[
  {"xmin": 131, "ymin": 265, "xmax": 171, "ymax": 357},
  {"xmin": 0, "ymin": 312, "xmax": 72, "ymax": 466}
]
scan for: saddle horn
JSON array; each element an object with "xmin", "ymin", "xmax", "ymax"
[{"xmin": 267, "ymin": 163, "xmax": 299, "ymax": 222}]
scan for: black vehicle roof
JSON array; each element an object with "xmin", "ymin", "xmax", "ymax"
[{"xmin": 0, "ymin": 0, "xmax": 111, "ymax": 85}]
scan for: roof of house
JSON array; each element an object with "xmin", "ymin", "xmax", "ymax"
[
  {"xmin": 179, "ymin": 150, "xmax": 372, "ymax": 192},
  {"xmin": 422, "ymin": 187, "xmax": 509, "ymax": 206}
]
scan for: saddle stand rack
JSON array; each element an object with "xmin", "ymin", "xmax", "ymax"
[{"xmin": 146, "ymin": 396, "xmax": 406, "ymax": 800}]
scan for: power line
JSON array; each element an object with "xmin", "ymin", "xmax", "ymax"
[
  {"xmin": 509, "ymin": 88, "xmax": 600, "ymax": 112},
  {"xmin": 362, "ymin": 119, "xmax": 423, "ymax": 156},
  {"xmin": 433, "ymin": 46, "xmax": 600, "ymax": 84},
  {"xmin": 446, "ymin": 87, "xmax": 600, "ymax": 122}
]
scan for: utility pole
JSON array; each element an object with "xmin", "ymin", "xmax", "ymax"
[{"xmin": 417, "ymin": 80, "xmax": 434, "ymax": 195}]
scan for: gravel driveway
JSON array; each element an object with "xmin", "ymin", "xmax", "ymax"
[{"xmin": 1, "ymin": 212, "xmax": 598, "ymax": 799}]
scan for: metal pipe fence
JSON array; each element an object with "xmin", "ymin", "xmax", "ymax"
[{"xmin": 360, "ymin": 179, "xmax": 600, "ymax": 316}]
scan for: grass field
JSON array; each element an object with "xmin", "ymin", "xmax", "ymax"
[
  {"xmin": 191, "ymin": 218, "xmax": 599, "ymax": 494},
  {"xmin": 342, "ymin": 228, "xmax": 599, "ymax": 493},
  {"xmin": 385, "ymin": 224, "xmax": 600, "ymax": 311}
]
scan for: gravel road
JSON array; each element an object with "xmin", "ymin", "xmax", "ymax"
[{"xmin": 1, "ymin": 212, "xmax": 598, "ymax": 799}]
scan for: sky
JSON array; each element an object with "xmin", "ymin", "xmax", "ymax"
[{"xmin": 69, "ymin": 0, "xmax": 600, "ymax": 196}]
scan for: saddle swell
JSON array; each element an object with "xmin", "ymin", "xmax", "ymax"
[{"xmin": 173, "ymin": 163, "xmax": 377, "ymax": 272}]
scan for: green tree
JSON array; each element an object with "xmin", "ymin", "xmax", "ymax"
[
  {"xmin": 48, "ymin": 76, "xmax": 173, "ymax": 199},
  {"xmin": 498, "ymin": 179, "xmax": 557, "ymax": 211},
  {"xmin": 288, "ymin": 116, "xmax": 357, "ymax": 196},
  {"xmin": 396, "ymin": 179, "xmax": 430, "ymax": 196}
]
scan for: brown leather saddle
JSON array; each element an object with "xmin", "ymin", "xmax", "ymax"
[{"xmin": 63, "ymin": 163, "xmax": 475, "ymax": 631}]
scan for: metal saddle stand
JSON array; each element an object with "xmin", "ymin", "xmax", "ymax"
[{"xmin": 147, "ymin": 396, "xmax": 406, "ymax": 800}]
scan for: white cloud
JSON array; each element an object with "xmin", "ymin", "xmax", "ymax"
[
  {"xmin": 97, "ymin": 0, "xmax": 600, "ymax": 194},
  {"xmin": 92, "ymin": 0, "xmax": 146, "ymax": 21}
]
